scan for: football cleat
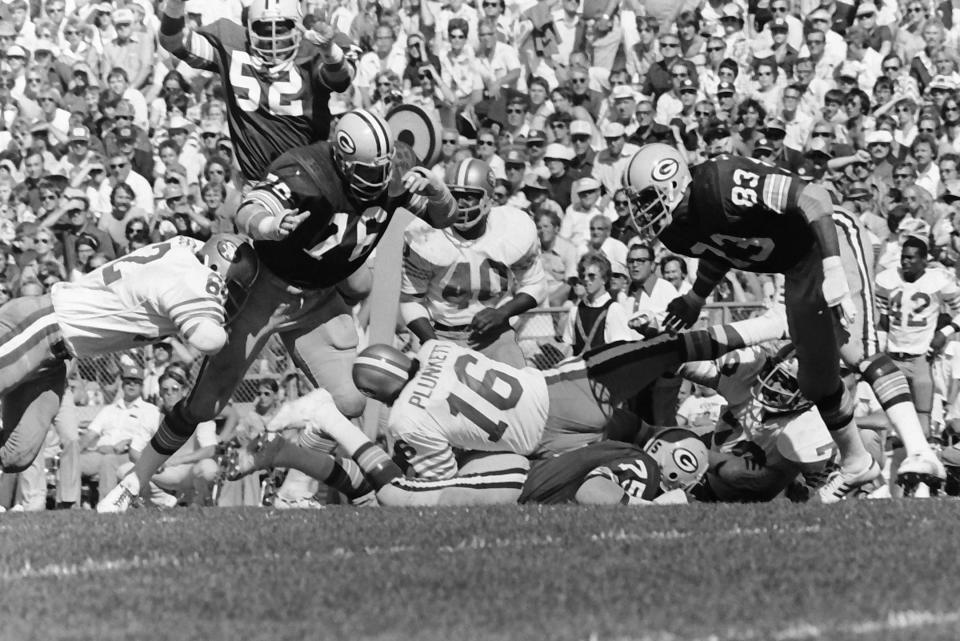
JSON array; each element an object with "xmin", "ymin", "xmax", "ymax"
[
  {"xmin": 273, "ymin": 495, "xmax": 325, "ymax": 510},
  {"xmin": 898, "ymin": 451, "xmax": 947, "ymax": 497},
  {"xmin": 816, "ymin": 459, "xmax": 882, "ymax": 504},
  {"xmin": 225, "ymin": 434, "xmax": 283, "ymax": 481},
  {"xmin": 96, "ymin": 474, "xmax": 142, "ymax": 513}
]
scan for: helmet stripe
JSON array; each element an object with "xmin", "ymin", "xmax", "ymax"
[
  {"xmin": 456, "ymin": 160, "xmax": 471, "ymax": 186},
  {"xmin": 354, "ymin": 109, "xmax": 391, "ymax": 157},
  {"xmin": 354, "ymin": 355, "xmax": 408, "ymax": 380}
]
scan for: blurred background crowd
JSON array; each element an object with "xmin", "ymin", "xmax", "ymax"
[{"xmin": 2, "ymin": 0, "xmax": 960, "ymax": 510}]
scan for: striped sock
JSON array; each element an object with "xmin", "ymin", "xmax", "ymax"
[{"xmin": 352, "ymin": 442, "xmax": 403, "ymax": 490}]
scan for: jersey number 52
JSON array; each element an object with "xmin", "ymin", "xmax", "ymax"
[{"xmin": 230, "ymin": 51, "xmax": 304, "ymax": 116}]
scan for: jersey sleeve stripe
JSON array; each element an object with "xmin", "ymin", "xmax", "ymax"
[
  {"xmin": 167, "ymin": 297, "xmax": 221, "ymax": 315},
  {"xmin": 762, "ymin": 174, "xmax": 789, "ymax": 214}
]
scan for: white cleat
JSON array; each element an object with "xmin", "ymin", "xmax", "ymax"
[
  {"xmin": 96, "ymin": 474, "xmax": 142, "ymax": 513},
  {"xmin": 898, "ymin": 452, "xmax": 947, "ymax": 496},
  {"xmin": 817, "ymin": 460, "xmax": 882, "ymax": 504},
  {"xmin": 272, "ymin": 495, "xmax": 325, "ymax": 510}
]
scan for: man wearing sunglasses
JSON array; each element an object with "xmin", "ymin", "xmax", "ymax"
[{"xmin": 641, "ymin": 34, "xmax": 697, "ymax": 100}]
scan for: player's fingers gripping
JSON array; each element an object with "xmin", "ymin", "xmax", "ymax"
[
  {"xmin": 401, "ymin": 169, "xmax": 431, "ymax": 194},
  {"xmin": 278, "ymin": 210, "xmax": 309, "ymax": 238}
]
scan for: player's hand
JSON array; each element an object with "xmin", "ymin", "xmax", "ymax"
[
  {"xmin": 628, "ymin": 314, "xmax": 650, "ymax": 331},
  {"xmin": 664, "ymin": 292, "xmax": 706, "ymax": 333},
  {"xmin": 276, "ymin": 209, "xmax": 309, "ymax": 239},
  {"xmin": 402, "ymin": 167, "xmax": 442, "ymax": 197},
  {"xmin": 928, "ymin": 331, "xmax": 948, "ymax": 360},
  {"xmin": 300, "ymin": 23, "xmax": 335, "ymax": 50},
  {"xmin": 821, "ymin": 256, "xmax": 856, "ymax": 327},
  {"xmin": 853, "ymin": 149, "xmax": 871, "ymax": 163},
  {"xmin": 471, "ymin": 307, "xmax": 510, "ymax": 337}
]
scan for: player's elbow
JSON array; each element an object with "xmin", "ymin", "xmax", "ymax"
[
  {"xmin": 797, "ymin": 183, "xmax": 834, "ymax": 222},
  {"xmin": 186, "ymin": 322, "xmax": 227, "ymax": 355}
]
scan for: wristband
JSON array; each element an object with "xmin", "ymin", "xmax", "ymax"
[{"xmin": 942, "ymin": 324, "xmax": 959, "ymax": 338}]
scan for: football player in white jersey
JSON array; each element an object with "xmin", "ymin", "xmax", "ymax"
[
  {"xmin": 401, "ymin": 158, "xmax": 548, "ymax": 367},
  {"xmin": 875, "ymin": 236, "xmax": 960, "ymax": 493},
  {"xmin": 876, "ymin": 236, "xmax": 960, "ymax": 432},
  {"xmin": 0, "ymin": 234, "xmax": 256, "ymax": 480}
]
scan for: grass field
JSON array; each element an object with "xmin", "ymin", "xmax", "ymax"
[{"xmin": 2, "ymin": 500, "xmax": 959, "ymax": 641}]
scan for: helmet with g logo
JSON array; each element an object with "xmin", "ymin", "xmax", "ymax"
[
  {"xmin": 643, "ymin": 428, "xmax": 708, "ymax": 492},
  {"xmin": 352, "ymin": 344, "xmax": 415, "ymax": 404},
  {"xmin": 247, "ymin": 0, "xmax": 303, "ymax": 66},
  {"xmin": 622, "ymin": 143, "xmax": 692, "ymax": 238},
  {"xmin": 444, "ymin": 158, "xmax": 496, "ymax": 231},
  {"xmin": 333, "ymin": 109, "xmax": 396, "ymax": 201}
]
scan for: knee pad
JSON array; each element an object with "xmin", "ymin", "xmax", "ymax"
[
  {"xmin": 859, "ymin": 354, "xmax": 913, "ymax": 410},
  {"xmin": 815, "ymin": 383, "xmax": 855, "ymax": 431}
]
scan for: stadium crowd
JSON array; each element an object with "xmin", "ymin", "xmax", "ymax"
[{"xmin": 2, "ymin": 0, "xmax": 960, "ymax": 511}]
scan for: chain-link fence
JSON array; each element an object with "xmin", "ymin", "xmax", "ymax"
[{"xmin": 70, "ymin": 303, "xmax": 769, "ymax": 410}]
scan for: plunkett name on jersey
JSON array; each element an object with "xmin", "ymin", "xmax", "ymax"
[{"xmin": 408, "ymin": 341, "xmax": 453, "ymax": 409}]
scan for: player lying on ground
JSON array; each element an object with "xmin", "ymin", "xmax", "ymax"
[
  {"xmin": 682, "ymin": 344, "xmax": 885, "ymax": 502},
  {"xmin": 233, "ymin": 389, "xmax": 707, "ymax": 507},
  {"xmin": 0, "ymin": 234, "xmax": 257, "ymax": 477},
  {"xmin": 623, "ymin": 145, "xmax": 943, "ymax": 500},
  {"xmin": 98, "ymin": 110, "xmax": 458, "ymax": 513},
  {"xmin": 226, "ymin": 318, "xmax": 780, "ymax": 501}
]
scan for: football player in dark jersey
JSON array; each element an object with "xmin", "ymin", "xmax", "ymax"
[
  {"xmin": 159, "ymin": 0, "xmax": 357, "ymax": 180},
  {"xmin": 621, "ymin": 143, "xmax": 944, "ymax": 500},
  {"xmin": 98, "ymin": 109, "xmax": 459, "ymax": 512}
]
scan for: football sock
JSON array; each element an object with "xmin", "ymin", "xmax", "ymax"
[
  {"xmin": 310, "ymin": 405, "xmax": 403, "ymax": 491},
  {"xmin": 132, "ymin": 444, "xmax": 170, "ymax": 489},
  {"xmin": 860, "ymin": 353, "xmax": 930, "ymax": 456},
  {"xmin": 272, "ymin": 440, "xmax": 373, "ymax": 500}
]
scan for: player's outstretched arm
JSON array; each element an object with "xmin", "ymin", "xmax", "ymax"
[
  {"xmin": 237, "ymin": 185, "xmax": 308, "ymax": 241},
  {"xmin": 306, "ymin": 24, "xmax": 356, "ymax": 92},
  {"xmin": 158, "ymin": 0, "xmax": 217, "ymax": 70},
  {"xmin": 402, "ymin": 167, "xmax": 457, "ymax": 228}
]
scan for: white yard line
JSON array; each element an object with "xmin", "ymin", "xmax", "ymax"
[{"xmin": 1, "ymin": 555, "xmax": 183, "ymax": 581}]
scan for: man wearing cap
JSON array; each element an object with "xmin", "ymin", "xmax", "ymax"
[
  {"xmin": 655, "ymin": 64, "xmax": 700, "ymax": 125},
  {"xmin": 593, "ymin": 122, "xmax": 640, "ymax": 210},
  {"xmin": 47, "ymin": 188, "xmax": 116, "ymax": 272},
  {"xmin": 102, "ymin": 101, "xmax": 150, "ymax": 156},
  {"xmin": 569, "ymin": 120, "xmax": 597, "ymax": 177},
  {"xmin": 501, "ymin": 147, "xmax": 528, "ymax": 207},
  {"xmin": 762, "ymin": 117, "xmax": 805, "ymax": 172},
  {"xmin": 543, "ymin": 142, "xmax": 576, "ymax": 210},
  {"xmin": 560, "ymin": 176, "xmax": 607, "ymax": 253},
  {"xmin": 100, "ymin": 7, "xmax": 154, "ymax": 88},
  {"xmin": 521, "ymin": 173, "xmax": 562, "ymax": 217},
  {"xmin": 765, "ymin": 18, "xmax": 799, "ymax": 77},
  {"xmin": 79, "ymin": 363, "xmax": 163, "ymax": 499},
  {"xmin": 606, "ymin": 85, "xmax": 640, "ymax": 137},
  {"xmin": 524, "ymin": 129, "xmax": 550, "ymax": 178},
  {"xmin": 114, "ymin": 125, "xmax": 154, "ymax": 181}
]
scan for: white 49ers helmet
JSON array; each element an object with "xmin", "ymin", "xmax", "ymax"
[
  {"xmin": 751, "ymin": 343, "xmax": 812, "ymax": 415},
  {"xmin": 247, "ymin": 0, "xmax": 303, "ymax": 66},
  {"xmin": 333, "ymin": 109, "xmax": 396, "ymax": 201},
  {"xmin": 196, "ymin": 233, "xmax": 260, "ymax": 319},
  {"xmin": 622, "ymin": 143, "xmax": 692, "ymax": 238},
  {"xmin": 353, "ymin": 344, "xmax": 415, "ymax": 404},
  {"xmin": 445, "ymin": 158, "xmax": 495, "ymax": 231},
  {"xmin": 643, "ymin": 428, "xmax": 709, "ymax": 492}
]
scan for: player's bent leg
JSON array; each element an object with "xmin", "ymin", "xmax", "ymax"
[
  {"xmin": 0, "ymin": 369, "xmax": 65, "ymax": 474},
  {"xmin": 389, "ymin": 453, "xmax": 529, "ymax": 506},
  {"xmin": 281, "ymin": 310, "xmax": 365, "ymax": 419}
]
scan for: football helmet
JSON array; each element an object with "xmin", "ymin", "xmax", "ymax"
[
  {"xmin": 751, "ymin": 343, "xmax": 812, "ymax": 415},
  {"xmin": 622, "ymin": 143, "xmax": 692, "ymax": 238},
  {"xmin": 353, "ymin": 344, "xmax": 415, "ymax": 404},
  {"xmin": 333, "ymin": 109, "xmax": 396, "ymax": 201},
  {"xmin": 247, "ymin": 0, "xmax": 303, "ymax": 66},
  {"xmin": 444, "ymin": 158, "xmax": 495, "ymax": 231},
  {"xmin": 643, "ymin": 428, "xmax": 709, "ymax": 492},
  {"xmin": 197, "ymin": 234, "xmax": 260, "ymax": 320}
]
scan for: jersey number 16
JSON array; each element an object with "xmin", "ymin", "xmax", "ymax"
[{"xmin": 447, "ymin": 354, "xmax": 522, "ymax": 442}]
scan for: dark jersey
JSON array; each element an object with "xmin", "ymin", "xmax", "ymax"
[
  {"xmin": 518, "ymin": 441, "xmax": 662, "ymax": 504},
  {"xmin": 660, "ymin": 155, "xmax": 815, "ymax": 273},
  {"xmin": 253, "ymin": 141, "xmax": 421, "ymax": 289},
  {"xmin": 163, "ymin": 18, "xmax": 355, "ymax": 180}
]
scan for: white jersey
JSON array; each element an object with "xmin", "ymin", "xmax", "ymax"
[
  {"xmin": 876, "ymin": 267, "xmax": 960, "ymax": 355},
  {"xmin": 50, "ymin": 236, "xmax": 225, "ymax": 357},
  {"xmin": 679, "ymin": 346, "xmax": 769, "ymax": 419},
  {"xmin": 387, "ymin": 340, "xmax": 550, "ymax": 480},
  {"xmin": 400, "ymin": 205, "xmax": 547, "ymax": 327}
]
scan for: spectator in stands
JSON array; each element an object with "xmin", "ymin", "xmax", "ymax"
[
  {"xmin": 543, "ymin": 143, "xmax": 575, "ymax": 211},
  {"xmin": 561, "ymin": 251, "xmax": 631, "ymax": 356},
  {"xmin": 78, "ymin": 364, "xmax": 160, "ymax": 499},
  {"xmin": 661, "ymin": 255, "xmax": 692, "ymax": 295},
  {"xmin": 536, "ymin": 210, "xmax": 577, "ymax": 308},
  {"xmin": 619, "ymin": 243, "xmax": 676, "ymax": 339}
]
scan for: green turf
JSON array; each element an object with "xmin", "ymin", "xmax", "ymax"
[{"xmin": 2, "ymin": 500, "xmax": 959, "ymax": 641}]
